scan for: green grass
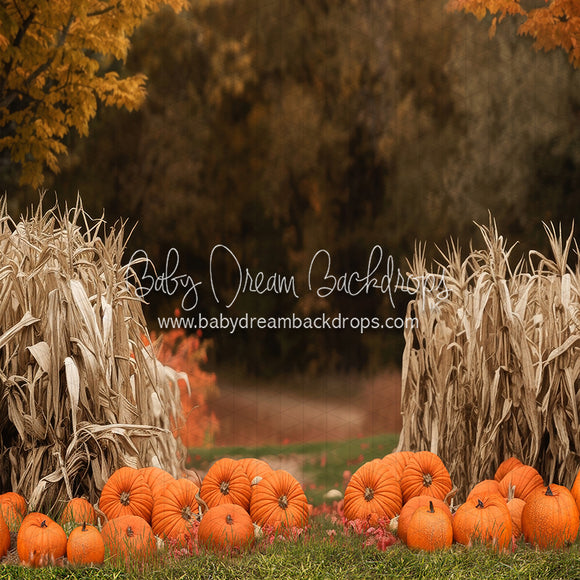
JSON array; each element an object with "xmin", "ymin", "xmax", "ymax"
[{"xmin": 3, "ymin": 435, "xmax": 580, "ymax": 579}]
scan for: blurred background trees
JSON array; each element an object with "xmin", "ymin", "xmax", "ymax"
[{"xmin": 3, "ymin": 0, "xmax": 580, "ymax": 381}]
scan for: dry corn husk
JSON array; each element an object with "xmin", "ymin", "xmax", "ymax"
[
  {"xmin": 397, "ymin": 218, "xmax": 580, "ymax": 500},
  {"xmin": 0, "ymin": 196, "xmax": 186, "ymax": 512}
]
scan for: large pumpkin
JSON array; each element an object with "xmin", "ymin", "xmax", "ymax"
[
  {"xmin": 397, "ymin": 495, "xmax": 451, "ymax": 544},
  {"xmin": 400, "ymin": 451, "xmax": 452, "ymax": 503},
  {"xmin": 66, "ymin": 522, "xmax": 105, "ymax": 566},
  {"xmin": 453, "ymin": 494, "xmax": 512, "ymax": 551},
  {"xmin": 0, "ymin": 492, "xmax": 26, "ymax": 532},
  {"xmin": 250, "ymin": 470, "xmax": 309, "ymax": 531},
  {"xmin": 238, "ymin": 458, "xmax": 273, "ymax": 484},
  {"xmin": 198, "ymin": 504, "xmax": 254, "ymax": 552},
  {"xmin": 200, "ymin": 458, "xmax": 252, "ymax": 511},
  {"xmin": 101, "ymin": 514, "xmax": 156, "ymax": 563},
  {"xmin": 151, "ymin": 478, "xmax": 200, "ymax": 544},
  {"xmin": 17, "ymin": 513, "xmax": 68, "ymax": 567},
  {"xmin": 406, "ymin": 499, "xmax": 453, "ymax": 551},
  {"xmin": 99, "ymin": 467, "xmax": 154, "ymax": 523},
  {"xmin": 521, "ymin": 484, "xmax": 580, "ymax": 549},
  {"xmin": 343, "ymin": 460, "xmax": 402, "ymax": 524},
  {"xmin": 139, "ymin": 466, "xmax": 176, "ymax": 498},
  {"xmin": 497, "ymin": 465, "xmax": 543, "ymax": 502}
]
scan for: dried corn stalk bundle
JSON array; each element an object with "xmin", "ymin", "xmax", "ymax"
[
  {"xmin": 0, "ymin": 198, "xmax": 186, "ymax": 512},
  {"xmin": 397, "ymin": 219, "xmax": 580, "ymax": 499}
]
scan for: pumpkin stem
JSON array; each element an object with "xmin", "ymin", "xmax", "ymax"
[
  {"xmin": 278, "ymin": 495, "xmax": 289, "ymax": 509},
  {"xmin": 219, "ymin": 481, "xmax": 230, "ymax": 495},
  {"xmin": 181, "ymin": 506, "xmax": 193, "ymax": 522},
  {"xmin": 126, "ymin": 526, "xmax": 134, "ymax": 538},
  {"xmin": 364, "ymin": 487, "xmax": 374, "ymax": 501},
  {"xmin": 546, "ymin": 485, "xmax": 554, "ymax": 496},
  {"xmin": 82, "ymin": 522, "xmax": 88, "ymax": 532},
  {"xmin": 40, "ymin": 520, "xmax": 48, "ymax": 528},
  {"xmin": 428, "ymin": 500, "xmax": 434, "ymax": 513},
  {"xmin": 476, "ymin": 499, "xmax": 485, "ymax": 509},
  {"xmin": 120, "ymin": 490, "xmax": 131, "ymax": 506},
  {"xmin": 422, "ymin": 473, "xmax": 433, "ymax": 487},
  {"xmin": 226, "ymin": 514, "xmax": 234, "ymax": 525}
]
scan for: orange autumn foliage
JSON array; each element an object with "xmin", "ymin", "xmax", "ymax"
[
  {"xmin": 151, "ymin": 323, "xmax": 219, "ymax": 448},
  {"xmin": 446, "ymin": 0, "xmax": 580, "ymax": 68}
]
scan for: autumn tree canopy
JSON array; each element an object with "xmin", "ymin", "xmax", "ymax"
[
  {"xmin": 0, "ymin": 0, "xmax": 188, "ymax": 186},
  {"xmin": 447, "ymin": 0, "xmax": 580, "ymax": 67}
]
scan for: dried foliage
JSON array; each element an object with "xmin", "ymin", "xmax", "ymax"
[
  {"xmin": 397, "ymin": 218, "xmax": 580, "ymax": 498},
  {"xmin": 0, "ymin": 197, "xmax": 186, "ymax": 512}
]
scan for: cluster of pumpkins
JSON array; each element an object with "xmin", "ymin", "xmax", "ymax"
[
  {"xmin": 344, "ymin": 451, "xmax": 580, "ymax": 551},
  {"xmin": 0, "ymin": 457, "xmax": 309, "ymax": 568}
]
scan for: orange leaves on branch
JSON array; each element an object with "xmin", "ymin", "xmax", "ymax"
[
  {"xmin": 152, "ymin": 323, "xmax": 219, "ymax": 448},
  {"xmin": 0, "ymin": 0, "xmax": 188, "ymax": 186},
  {"xmin": 446, "ymin": 0, "xmax": 580, "ymax": 67}
]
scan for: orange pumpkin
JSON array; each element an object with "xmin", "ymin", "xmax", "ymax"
[
  {"xmin": 521, "ymin": 484, "xmax": 580, "ymax": 549},
  {"xmin": 60, "ymin": 498, "xmax": 97, "ymax": 529},
  {"xmin": 17, "ymin": 513, "xmax": 68, "ymax": 567},
  {"xmin": 238, "ymin": 458, "xmax": 273, "ymax": 484},
  {"xmin": 99, "ymin": 467, "xmax": 154, "ymax": 523},
  {"xmin": 198, "ymin": 504, "xmax": 254, "ymax": 552},
  {"xmin": 505, "ymin": 484, "xmax": 525, "ymax": 539},
  {"xmin": 139, "ymin": 466, "xmax": 176, "ymax": 498},
  {"xmin": 382, "ymin": 451, "xmax": 415, "ymax": 481},
  {"xmin": 0, "ymin": 492, "xmax": 26, "ymax": 532},
  {"xmin": 406, "ymin": 500, "xmax": 453, "ymax": 551},
  {"xmin": 101, "ymin": 514, "xmax": 156, "ymax": 563},
  {"xmin": 467, "ymin": 479, "xmax": 501, "ymax": 501},
  {"xmin": 343, "ymin": 460, "xmax": 402, "ymax": 524},
  {"xmin": 453, "ymin": 494, "xmax": 512, "ymax": 551},
  {"xmin": 151, "ymin": 478, "xmax": 200, "ymax": 544},
  {"xmin": 400, "ymin": 451, "xmax": 452, "ymax": 503},
  {"xmin": 250, "ymin": 470, "xmax": 309, "ymax": 531},
  {"xmin": 494, "ymin": 457, "xmax": 523, "ymax": 482},
  {"xmin": 571, "ymin": 469, "xmax": 580, "ymax": 514},
  {"xmin": 200, "ymin": 458, "xmax": 252, "ymax": 511},
  {"xmin": 497, "ymin": 465, "xmax": 544, "ymax": 502},
  {"xmin": 397, "ymin": 495, "xmax": 452, "ymax": 544},
  {"xmin": 0, "ymin": 513, "xmax": 10, "ymax": 560},
  {"xmin": 66, "ymin": 522, "xmax": 105, "ymax": 566}
]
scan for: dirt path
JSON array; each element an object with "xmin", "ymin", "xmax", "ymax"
[{"xmin": 208, "ymin": 368, "xmax": 402, "ymax": 447}]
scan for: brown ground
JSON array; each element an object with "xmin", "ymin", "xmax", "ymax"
[{"xmin": 207, "ymin": 368, "xmax": 402, "ymax": 447}]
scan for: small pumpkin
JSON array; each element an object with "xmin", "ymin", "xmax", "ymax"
[
  {"xmin": 494, "ymin": 457, "xmax": 523, "ymax": 483},
  {"xmin": 453, "ymin": 494, "xmax": 512, "ymax": 551},
  {"xmin": 521, "ymin": 484, "xmax": 580, "ymax": 549},
  {"xmin": 400, "ymin": 451, "xmax": 452, "ymax": 503},
  {"xmin": 497, "ymin": 465, "xmax": 544, "ymax": 502},
  {"xmin": 250, "ymin": 470, "xmax": 309, "ymax": 531},
  {"xmin": 200, "ymin": 458, "xmax": 252, "ymax": 511},
  {"xmin": 0, "ymin": 513, "xmax": 10, "ymax": 560},
  {"xmin": 151, "ymin": 478, "xmax": 200, "ymax": 544},
  {"xmin": 0, "ymin": 492, "xmax": 26, "ymax": 532},
  {"xmin": 17, "ymin": 512, "xmax": 68, "ymax": 567},
  {"xmin": 505, "ymin": 484, "xmax": 525, "ymax": 539},
  {"xmin": 66, "ymin": 522, "xmax": 105, "ymax": 566},
  {"xmin": 198, "ymin": 504, "xmax": 254, "ymax": 552},
  {"xmin": 343, "ymin": 460, "xmax": 402, "ymax": 525},
  {"xmin": 397, "ymin": 495, "xmax": 452, "ymax": 544},
  {"xmin": 467, "ymin": 479, "xmax": 501, "ymax": 501},
  {"xmin": 99, "ymin": 467, "xmax": 154, "ymax": 523},
  {"xmin": 101, "ymin": 514, "xmax": 156, "ymax": 563},
  {"xmin": 60, "ymin": 498, "xmax": 97, "ymax": 530},
  {"xmin": 406, "ymin": 500, "xmax": 453, "ymax": 551}
]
